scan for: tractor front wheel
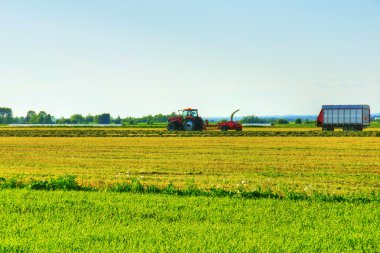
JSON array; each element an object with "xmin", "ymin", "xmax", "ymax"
[{"xmin": 167, "ymin": 122, "xmax": 177, "ymax": 131}]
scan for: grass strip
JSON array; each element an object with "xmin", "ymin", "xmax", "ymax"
[{"xmin": 0, "ymin": 175, "xmax": 378, "ymax": 203}]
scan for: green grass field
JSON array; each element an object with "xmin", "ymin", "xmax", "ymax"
[{"xmin": 0, "ymin": 190, "xmax": 378, "ymax": 252}]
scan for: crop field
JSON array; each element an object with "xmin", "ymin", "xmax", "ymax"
[
  {"xmin": 0, "ymin": 135, "xmax": 379, "ymax": 196},
  {"xmin": 0, "ymin": 128, "xmax": 379, "ymax": 251}
]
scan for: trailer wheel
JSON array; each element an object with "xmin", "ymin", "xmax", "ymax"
[{"xmin": 221, "ymin": 125, "xmax": 228, "ymax": 131}]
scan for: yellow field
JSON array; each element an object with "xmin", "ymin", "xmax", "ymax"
[{"xmin": 0, "ymin": 136, "xmax": 379, "ymax": 196}]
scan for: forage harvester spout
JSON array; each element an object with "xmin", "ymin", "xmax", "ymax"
[{"xmin": 230, "ymin": 109, "xmax": 240, "ymax": 122}]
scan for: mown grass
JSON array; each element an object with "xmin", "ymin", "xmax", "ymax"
[
  {"xmin": 0, "ymin": 137, "xmax": 379, "ymax": 196},
  {"xmin": 0, "ymin": 189, "xmax": 378, "ymax": 252}
]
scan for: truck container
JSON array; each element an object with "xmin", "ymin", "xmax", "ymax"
[{"xmin": 316, "ymin": 105, "xmax": 370, "ymax": 131}]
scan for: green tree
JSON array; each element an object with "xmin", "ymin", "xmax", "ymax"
[
  {"xmin": 276, "ymin": 119, "xmax": 289, "ymax": 124},
  {"xmin": 37, "ymin": 111, "xmax": 48, "ymax": 124},
  {"xmin": 70, "ymin": 114, "xmax": 85, "ymax": 124},
  {"xmin": 56, "ymin": 117, "xmax": 70, "ymax": 124},
  {"xmin": 85, "ymin": 114, "xmax": 94, "ymax": 123},
  {"xmin": 295, "ymin": 118, "xmax": 302, "ymax": 124},
  {"xmin": 26, "ymin": 111, "xmax": 37, "ymax": 124},
  {"xmin": 0, "ymin": 107, "xmax": 13, "ymax": 124},
  {"xmin": 113, "ymin": 116, "xmax": 122, "ymax": 124},
  {"xmin": 95, "ymin": 113, "xmax": 111, "ymax": 124},
  {"xmin": 303, "ymin": 119, "xmax": 312, "ymax": 124}
]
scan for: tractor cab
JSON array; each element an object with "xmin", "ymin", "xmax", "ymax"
[{"xmin": 180, "ymin": 108, "xmax": 198, "ymax": 119}]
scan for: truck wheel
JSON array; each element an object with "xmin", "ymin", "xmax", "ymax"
[
  {"xmin": 167, "ymin": 122, "xmax": 177, "ymax": 131},
  {"xmin": 221, "ymin": 125, "xmax": 228, "ymax": 131},
  {"xmin": 183, "ymin": 119, "xmax": 195, "ymax": 131}
]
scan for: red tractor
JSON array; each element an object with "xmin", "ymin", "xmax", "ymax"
[
  {"xmin": 167, "ymin": 108, "xmax": 242, "ymax": 131},
  {"xmin": 167, "ymin": 108, "xmax": 205, "ymax": 131}
]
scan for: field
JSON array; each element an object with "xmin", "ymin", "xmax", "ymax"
[
  {"xmin": 0, "ymin": 190, "xmax": 378, "ymax": 252},
  {"xmin": 0, "ymin": 127, "xmax": 379, "ymax": 251}
]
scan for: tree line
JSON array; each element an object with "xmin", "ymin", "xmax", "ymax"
[
  {"xmin": 241, "ymin": 115, "xmax": 314, "ymax": 125},
  {"xmin": 0, "ymin": 107, "xmax": 176, "ymax": 125}
]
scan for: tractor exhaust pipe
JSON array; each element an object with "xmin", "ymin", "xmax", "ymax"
[{"xmin": 231, "ymin": 109, "xmax": 240, "ymax": 122}]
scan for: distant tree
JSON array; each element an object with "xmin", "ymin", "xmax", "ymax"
[
  {"xmin": 123, "ymin": 117, "xmax": 136, "ymax": 125},
  {"xmin": 26, "ymin": 111, "xmax": 37, "ymax": 124},
  {"xmin": 56, "ymin": 117, "xmax": 70, "ymax": 124},
  {"xmin": 295, "ymin": 118, "xmax": 302, "ymax": 124},
  {"xmin": 95, "ymin": 113, "xmax": 111, "ymax": 124},
  {"xmin": 37, "ymin": 111, "xmax": 48, "ymax": 124},
  {"xmin": 0, "ymin": 107, "xmax": 13, "ymax": 124},
  {"xmin": 70, "ymin": 114, "xmax": 85, "ymax": 124},
  {"xmin": 85, "ymin": 114, "xmax": 94, "ymax": 123},
  {"xmin": 12, "ymin": 116, "xmax": 26, "ymax": 124},
  {"xmin": 113, "ymin": 116, "xmax": 122, "ymax": 124},
  {"xmin": 241, "ymin": 115, "xmax": 267, "ymax": 124},
  {"xmin": 146, "ymin": 118, "xmax": 154, "ymax": 125},
  {"xmin": 45, "ymin": 114, "xmax": 53, "ymax": 124},
  {"xmin": 303, "ymin": 119, "xmax": 312, "ymax": 124},
  {"xmin": 276, "ymin": 119, "xmax": 289, "ymax": 124}
]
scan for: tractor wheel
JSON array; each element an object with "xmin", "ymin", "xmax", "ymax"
[
  {"xmin": 183, "ymin": 119, "xmax": 195, "ymax": 131},
  {"xmin": 167, "ymin": 122, "xmax": 177, "ymax": 131},
  {"xmin": 221, "ymin": 125, "xmax": 228, "ymax": 131}
]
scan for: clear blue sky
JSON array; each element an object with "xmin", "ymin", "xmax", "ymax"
[{"xmin": 1, "ymin": 1, "xmax": 379, "ymax": 117}]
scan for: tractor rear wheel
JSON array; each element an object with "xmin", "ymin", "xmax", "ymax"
[
  {"xmin": 167, "ymin": 122, "xmax": 177, "ymax": 131},
  {"xmin": 183, "ymin": 119, "xmax": 195, "ymax": 131}
]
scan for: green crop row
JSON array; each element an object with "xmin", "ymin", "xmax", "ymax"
[{"xmin": 1, "ymin": 129, "xmax": 380, "ymax": 137}]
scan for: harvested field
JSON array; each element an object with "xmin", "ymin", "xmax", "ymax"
[{"xmin": 0, "ymin": 136, "xmax": 379, "ymax": 196}]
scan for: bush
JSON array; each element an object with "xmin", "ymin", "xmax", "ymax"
[{"xmin": 276, "ymin": 119, "xmax": 289, "ymax": 124}]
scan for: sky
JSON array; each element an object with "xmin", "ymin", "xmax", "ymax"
[{"xmin": 0, "ymin": 0, "xmax": 379, "ymax": 117}]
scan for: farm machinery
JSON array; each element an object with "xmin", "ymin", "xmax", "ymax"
[{"xmin": 167, "ymin": 108, "xmax": 242, "ymax": 131}]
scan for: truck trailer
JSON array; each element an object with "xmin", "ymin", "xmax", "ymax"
[{"xmin": 316, "ymin": 105, "xmax": 370, "ymax": 131}]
